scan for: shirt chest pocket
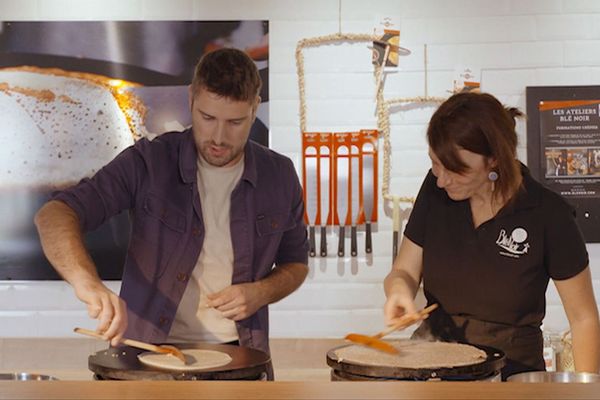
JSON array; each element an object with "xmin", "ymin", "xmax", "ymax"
[
  {"xmin": 138, "ymin": 193, "xmax": 187, "ymax": 240},
  {"xmin": 255, "ymin": 211, "xmax": 295, "ymax": 237}
]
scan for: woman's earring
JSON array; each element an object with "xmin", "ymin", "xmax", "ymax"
[{"xmin": 488, "ymin": 171, "xmax": 498, "ymax": 192}]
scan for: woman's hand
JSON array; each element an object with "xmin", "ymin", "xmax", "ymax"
[
  {"xmin": 384, "ymin": 291, "xmax": 418, "ymax": 326},
  {"xmin": 383, "ymin": 236, "xmax": 424, "ymax": 326}
]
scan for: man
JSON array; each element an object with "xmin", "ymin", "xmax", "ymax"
[{"xmin": 34, "ymin": 48, "xmax": 309, "ymax": 378}]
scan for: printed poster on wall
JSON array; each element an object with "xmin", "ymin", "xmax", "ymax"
[
  {"xmin": 540, "ymin": 100, "xmax": 600, "ymax": 199},
  {"xmin": 0, "ymin": 21, "xmax": 269, "ymax": 280}
]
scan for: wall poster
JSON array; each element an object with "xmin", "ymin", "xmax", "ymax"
[
  {"xmin": 0, "ymin": 21, "xmax": 269, "ymax": 279},
  {"xmin": 527, "ymin": 86, "xmax": 600, "ymax": 242}
]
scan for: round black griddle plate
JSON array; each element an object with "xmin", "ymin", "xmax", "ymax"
[
  {"xmin": 327, "ymin": 342, "xmax": 505, "ymax": 381},
  {"xmin": 89, "ymin": 342, "xmax": 270, "ymax": 380}
]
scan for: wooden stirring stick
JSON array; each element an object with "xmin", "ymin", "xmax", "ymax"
[
  {"xmin": 74, "ymin": 327, "xmax": 188, "ymax": 364},
  {"xmin": 345, "ymin": 304, "xmax": 439, "ymax": 354}
]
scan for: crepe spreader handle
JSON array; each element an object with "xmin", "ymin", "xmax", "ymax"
[
  {"xmin": 392, "ymin": 197, "xmax": 401, "ymax": 261},
  {"xmin": 366, "ymin": 223, "xmax": 372, "ymax": 254},
  {"xmin": 337, "ymin": 226, "xmax": 345, "ymax": 257},
  {"xmin": 309, "ymin": 226, "xmax": 316, "ymax": 257},
  {"xmin": 320, "ymin": 226, "xmax": 327, "ymax": 257},
  {"xmin": 350, "ymin": 226, "xmax": 357, "ymax": 257}
]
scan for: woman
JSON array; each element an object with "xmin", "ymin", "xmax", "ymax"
[{"xmin": 383, "ymin": 92, "xmax": 600, "ymax": 379}]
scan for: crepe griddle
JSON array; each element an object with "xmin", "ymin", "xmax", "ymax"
[
  {"xmin": 89, "ymin": 342, "xmax": 270, "ymax": 380},
  {"xmin": 327, "ymin": 342, "xmax": 505, "ymax": 381}
]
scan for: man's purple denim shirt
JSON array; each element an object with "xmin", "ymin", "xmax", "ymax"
[{"xmin": 53, "ymin": 129, "xmax": 309, "ymax": 356}]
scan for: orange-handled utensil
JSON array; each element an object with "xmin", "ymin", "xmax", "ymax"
[
  {"xmin": 345, "ymin": 304, "xmax": 439, "ymax": 354},
  {"xmin": 74, "ymin": 327, "xmax": 188, "ymax": 364}
]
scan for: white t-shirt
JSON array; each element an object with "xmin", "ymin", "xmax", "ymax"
[{"xmin": 168, "ymin": 154, "xmax": 244, "ymax": 343}]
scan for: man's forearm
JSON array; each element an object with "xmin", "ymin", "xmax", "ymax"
[
  {"xmin": 34, "ymin": 200, "xmax": 100, "ymax": 285},
  {"xmin": 256, "ymin": 262, "xmax": 308, "ymax": 305}
]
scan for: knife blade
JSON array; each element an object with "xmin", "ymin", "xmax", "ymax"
[
  {"xmin": 305, "ymin": 147, "xmax": 318, "ymax": 257},
  {"xmin": 362, "ymin": 143, "xmax": 375, "ymax": 254},
  {"xmin": 336, "ymin": 146, "xmax": 349, "ymax": 257},
  {"xmin": 319, "ymin": 145, "xmax": 330, "ymax": 257},
  {"xmin": 350, "ymin": 145, "xmax": 360, "ymax": 257}
]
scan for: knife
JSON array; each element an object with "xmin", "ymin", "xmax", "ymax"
[
  {"xmin": 350, "ymin": 145, "xmax": 361, "ymax": 257},
  {"xmin": 336, "ymin": 146, "xmax": 349, "ymax": 257},
  {"xmin": 319, "ymin": 145, "xmax": 330, "ymax": 257},
  {"xmin": 392, "ymin": 196, "xmax": 401, "ymax": 260},
  {"xmin": 362, "ymin": 142, "xmax": 375, "ymax": 254},
  {"xmin": 305, "ymin": 147, "xmax": 318, "ymax": 257}
]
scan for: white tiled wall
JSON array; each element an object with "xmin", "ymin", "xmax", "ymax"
[{"xmin": 1, "ymin": 0, "xmax": 599, "ymax": 339}]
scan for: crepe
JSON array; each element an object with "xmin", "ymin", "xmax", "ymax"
[
  {"xmin": 334, "ymin": 339, "xmax": 487, "ymax": 369},
  {"xmin": 138, "ymin": 349, "xmax": 232, "ymax": 371}
]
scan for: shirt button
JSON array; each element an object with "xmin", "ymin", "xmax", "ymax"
[
  {"xmin": 177, "ymin": 273, "xmax": 188, "ymax": 282},
  {"xmin": 158, "ymin": 317, "xmax": 169, "ymax": 326},
  {"xmin": 192, "ymin": 228, "xmax": 200, "ymax": 236},
  {"xmin": 271, "ymin": 221, "xmax": 279, "ymax": 229}
]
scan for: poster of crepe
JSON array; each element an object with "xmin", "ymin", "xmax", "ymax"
[
  {"xmin": 539, "ymin": 99, "xmax": 600, "ymax": 199},
  {"xmin": 0, "ymin": 21, "xmax": 269, "ymax": 279}
]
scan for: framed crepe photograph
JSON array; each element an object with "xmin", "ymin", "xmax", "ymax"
[
  {"xmin": 0, "ymin": 20, "xmax": 269, "ymax": 279},
  {"xmin": 526, "ymin": 86, "xmax": 600, "ymax": 243}
]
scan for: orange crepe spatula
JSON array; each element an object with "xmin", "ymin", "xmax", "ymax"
[
  {"xmin": 345, "ymin": 304, "xmax": 439, "ymax": 354},
  {"xmin": 74, "ymin": 327, "xmax": 189, "ymax": 364}
]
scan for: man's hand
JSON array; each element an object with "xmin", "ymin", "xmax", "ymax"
[
  {"xmin": 206, "ymin": 282, "xmax": 265, "ymax": 321},
  {"xmin": 206, "ymin": 263, "xmax": 308, "ymax": 321},
  {"xmin": 35, "ymin": 200, "xmax": 128, "ymax": 346},
  {"xmin": 73, "ymin": 278, "xmax": 128, "ymax": 346}
]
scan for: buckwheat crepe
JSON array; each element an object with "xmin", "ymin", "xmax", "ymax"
[
  {"xmin": 335, "ymin": 340, "xmax": 487, "ymax": 369},
  {"xmin": 138, "ymin": 349, "xmax": 232, "ymax": 371}
]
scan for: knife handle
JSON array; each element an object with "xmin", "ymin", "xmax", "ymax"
[
  {"xmin": 392, "ymin": 197, "xmax": 401, "ymax": 262},
  {"xmin": 308, "ymin": 226, "xmax": 316, "ymax": 257},
  {"xmin": 350, "ymin": 226, "xmax": 357, "ymax": 257},
  {"xmin": 320, "ymin": 226, "xmax": 327, "ymax": 257},
  {"xmin": 392, "ymin": 230, "xmax": 399, "ymax": 261},
  {"xmin": 338, "ymin": 226, "xmax": 345, "ymax": 257},
  {"xmin": 366, "ymin": 222, "xmax": 372, "ymax": 254}
]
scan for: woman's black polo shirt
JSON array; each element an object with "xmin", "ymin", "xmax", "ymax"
[{"xmin": 405, "ymin": 166, "xmax": 589, "ymax": 328}]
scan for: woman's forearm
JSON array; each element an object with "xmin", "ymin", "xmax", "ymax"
[
  {"xmin": 384, "ymin": 269, "xmax": 419, "ymax": 299},
  {"xmin": 571, "ymin": 317, "xmax": 600, "ymax": 373}
]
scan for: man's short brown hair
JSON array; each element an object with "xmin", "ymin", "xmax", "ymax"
[{"xmin": 191, "ymin": 47, "xmax": 262, "ymax": 103}]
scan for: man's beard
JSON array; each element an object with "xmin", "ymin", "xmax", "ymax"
[{"xmin": 199, "ymin": 141, "xmax": 242, "ymax": 167}]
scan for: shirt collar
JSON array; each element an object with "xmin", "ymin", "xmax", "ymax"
[
  {"xmin": 179, "ymin": 128, "xmax": 258, "ymax": 187},
  {"xmin": 501, "ymin": 163, "xmax": 542, "ymax": 214}
]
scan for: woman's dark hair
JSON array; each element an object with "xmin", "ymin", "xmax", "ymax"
[
  {"xmin": 427, "ymin": 91, "xmax": 523, "ymax": 201},
  {"xmin": 191, "ymin": 47, "xmax": 262, "ymax": 102}
]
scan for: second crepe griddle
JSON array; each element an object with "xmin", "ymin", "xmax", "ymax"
[{"xmin": 327, "ymin": 342, "xmax": 505, "ymax": 381}]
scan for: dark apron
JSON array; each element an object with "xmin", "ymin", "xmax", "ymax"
[{"xmin": 412, "ymin": 312, "xmax": 545, "ymax": 380}]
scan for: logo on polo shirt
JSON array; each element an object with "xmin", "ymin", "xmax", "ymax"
[{"xmin": 495, "ymin": 227, "xmax": 530, "ymax": 258}]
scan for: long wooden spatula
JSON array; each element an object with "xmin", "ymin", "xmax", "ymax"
[
  {"xmin": 345, "ymin": 304, "xmax": 439, "ymax": 354},
  {"xmin": 74, "ymin": 327, "xmax": 188, "ymax": 364}
]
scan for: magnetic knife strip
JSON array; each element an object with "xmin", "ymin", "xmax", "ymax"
[{"xmin": 302, "ymin": 130, "xmax": 378, "ymax": 258}]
